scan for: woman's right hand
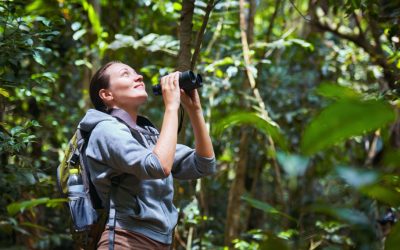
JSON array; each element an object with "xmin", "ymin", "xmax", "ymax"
[
  {"xmin": 160, "ymin": 72, "xmax": 181, "ymax": 111},
  {"xmin": 154, "ymin": 71, "xmax": 181, "ymax": 176}
]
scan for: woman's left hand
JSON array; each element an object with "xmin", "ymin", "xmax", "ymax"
[{"xmin": 180, "ymin": 89, "xmax": 202, "ymax": 112}]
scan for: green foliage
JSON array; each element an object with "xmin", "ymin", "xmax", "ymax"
[
  {"xmin": 360, "ymin": 185, "xmax": 400, "ymax": 207},
  {"xmin": 1, "ymin": 0, "xmax": 400, "ymax": 249},
  {"xmin": 213, "ymin": 111, "xmax": 287, "ymax": 150},
  {"xmin": 241, "ymin": 194, "xmax": 296, "ymax": 222},
  {"xmin": 316, "ymin": 83, "xmax": 362, "ymax": 100},
  {"xmin": 7, "ymin": 197, "xmax": 66, "ymax": 216},
  {"xmin": 108, "ymin": 33, "xmax": 179, "ymax": 56},
  {"xmin": 301, "ymin": 98, "xmax": 396, "ymax": 155},
  {"xmin": 0, "ymin": 121, "xmax": 39, "ymax": 153}
]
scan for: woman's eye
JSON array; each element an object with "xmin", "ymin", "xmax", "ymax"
[{"xmin": 123, "ymin": 72, "xmax": 129, "ymax": 77}]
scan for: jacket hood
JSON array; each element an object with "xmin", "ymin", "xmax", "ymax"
[{"xmin": 78, "ymin": 109, "xmax": 115, "ymax": 132}]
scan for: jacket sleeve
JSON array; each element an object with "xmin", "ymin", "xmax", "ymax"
[
  {"xmin": 86, "ymin": 120, "xmax": 166, "ymax": 179},
  {"xmin": 171, "ymin": 144, "xmax": 216, "ymax": 180}
]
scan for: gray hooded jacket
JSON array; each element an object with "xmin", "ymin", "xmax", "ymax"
[{"xmin": 78, "ymin": 109, "xmax": 216, "ymax": 244}]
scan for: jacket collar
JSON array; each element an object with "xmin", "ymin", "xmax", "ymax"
[
  {"xmin": 109, "ymin": 108, "xmax": 158, "ymax": 135},
  {"xmin": 110, "ymin": 108, "xmax": 137, "ymax": 130}
]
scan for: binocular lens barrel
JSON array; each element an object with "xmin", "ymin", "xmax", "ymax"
[{"xmin": 152, "ymin": 71, "xmax": 203, "ymax": 96}]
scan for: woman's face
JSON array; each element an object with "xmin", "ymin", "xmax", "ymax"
[{"xmin": 105, "ymin": 63, "xmax": 148, "ymax": 109}]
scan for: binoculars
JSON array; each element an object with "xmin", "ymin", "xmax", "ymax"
[{"xmin": 152, "ymin": 71, "xmax": 203, "ymax": 95}]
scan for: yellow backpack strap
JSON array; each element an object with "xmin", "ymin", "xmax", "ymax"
[{"xmin": 57, "ymin": 132, "xmax": 78, "ymax": 195}]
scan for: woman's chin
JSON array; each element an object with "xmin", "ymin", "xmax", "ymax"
[{"xmin": 137, "ymin": 94, "xmax": 148, "ymax": 104}]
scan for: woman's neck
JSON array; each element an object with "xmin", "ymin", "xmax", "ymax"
[{"xmin": 111, "ymin": 106, "xmax": 138, "ymax": 123}]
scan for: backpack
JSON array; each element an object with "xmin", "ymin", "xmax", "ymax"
[
  {"xmin": 57, "ymin": 114, "xmax": 155, "ymax": 249},
  {"xmin": 57, "ymin": 128, "xmax": 118, "ymax": 250}
]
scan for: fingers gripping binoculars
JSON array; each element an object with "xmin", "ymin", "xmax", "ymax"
[{"xmin": 152, "ymin": 71, "xmax": 203, "ymax": 95}]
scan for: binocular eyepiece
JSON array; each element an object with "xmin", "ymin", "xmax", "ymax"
[{"xmin": 152, "ymin": 71, "xmax": 203, "ymax": 96}]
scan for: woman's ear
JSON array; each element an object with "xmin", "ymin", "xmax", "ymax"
[{"xmin": 99, "ymin": 89, "xmax": 113, "ymax": 103}]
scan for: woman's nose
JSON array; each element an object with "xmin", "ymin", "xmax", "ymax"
[{"xmin": 133, "ymin": 74, "xmax": 143, "ymax": 82}]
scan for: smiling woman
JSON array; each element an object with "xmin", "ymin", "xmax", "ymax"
[
  {"xmin": 80, "ymin": 61, "xmax": 216, "ymax": 249},
  {"xmin": 97, "ymin": 63, "xmax": 148, "ymax": 113}
]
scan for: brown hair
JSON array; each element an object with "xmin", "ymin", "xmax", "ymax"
[{"xmin": 89, "ymin": 61, "xmax": 120, "ymax": 112}]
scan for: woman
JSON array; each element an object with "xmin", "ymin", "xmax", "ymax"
[{"xmin": 78, "ymin": 61, "xmax": 216, "ymax": 249}]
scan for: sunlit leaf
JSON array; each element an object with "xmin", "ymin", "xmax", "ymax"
[
  {"xmin": 204, "ymin": 57, "xmax": 234, "ymax": 72},
  {"xmin": 173, "ymin": 2, "xmax": 182, "ymax": 11},
  {"xmin": 7, "ymin": 198, "xmax": 49, "ymax": 216},
  {"xmin": 72, "ymin": 29, "xmax": 87, "ymax": 40},
  {"xmin": 33, "ymin": 50, "xmax": 45, "ymax": 66},
  {"xmin": 74, "ymin": 59, "xmax": 93, "ymax": 69},
  {"xmin": 253, "ymin": 38, "xmax": 314, "ymax": 51},
  {"xmin": 301, "ymin": 99, "xmax": 396, "ymax": 155},
  {"xmin": 0, "ymin": 88, "xmax": 10, "ymax": 97},
  {"xmin": 81, "ymin": 0, "xmax": 102, "ymax": 38},
  {"xmin": 213, "ymin": 112, "xmax": 287, "ymax": 150},
  {"xmin": 10, "ymin": 126, "xmax": 23, "ymax": 136},
  {"xmin": 45, "ymin": 198, "xmax": 67, "ymax": 208},
  {"xmin": 71, "ymin": 21, "xmax": 81, "ymax": 31},
  {"xmin": 316, "ymin": 220, "xmax": 348, "ymax": 233},
  {"xmin": 278, "ymin": 229, "xmax": 298, "ymax": 240},
  {"xmin": 290, "ymin": 38, "xmax": 314, "ymax": 51}
]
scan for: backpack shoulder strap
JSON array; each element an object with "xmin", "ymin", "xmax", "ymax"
[
  {"xmin": 112, "ymin": 116, "xmax": 147, "ymax": 147},
  {"xmin": 106, "ymin": 176, "xmax": 123, "ymax": 250}
]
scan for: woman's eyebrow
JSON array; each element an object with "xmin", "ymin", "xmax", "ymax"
[{"xmin": 119, "ymin": 68, "xmax": 137, "ymax": 74}]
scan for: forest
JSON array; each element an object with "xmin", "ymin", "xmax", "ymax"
[{"xmin": 1, "ymin": 0, "xmax": 400, "ymax": 249}]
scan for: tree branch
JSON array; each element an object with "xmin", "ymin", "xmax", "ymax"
[
  {"xmin": 311, "ymin": 6, "xmax": 399, "ymax": 90},
  {"xmin": 265, "ymin": 0, "xmax": 281, "ymax": 43},
  {"xmin": 191, "ymin": 0, "xmax": 215, "ymax": 70},
  {"xmin": 353, "ymin": 11, "xmax": 365, "ymax": 39}
]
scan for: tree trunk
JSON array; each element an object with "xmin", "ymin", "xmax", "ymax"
[
  {"xmin": 246, "ymin": 0, "xmax": 256, "ymax": 45},
  {"xmin": 177, "ymin": 0, "xmax": 195, "ymax": 72},
  {"xmin": 86, "ymin": 0, "xmax": 102, "ymax": 108},
  {"xmin": 224, "ymin": 1, "xmax": 257, "ymax": 246},
  {"xmin": 177, "ymin": 0, "xmax": 195, "ymax": 144},
  {"xmin": 224, "ymin": 130, "xmax": 250, "ymax": 246},
  {"xmin": 224, "ymin": 0, "xmax": 285, "ymax": 245}
]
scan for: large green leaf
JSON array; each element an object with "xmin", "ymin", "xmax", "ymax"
[
  {"xmin": 241, "ymin": 194, "xmax": 296, "ymax": 222},
  {"xmin": 316, "ymin": 83, "xmax": 361, "ymax": 100},
  {"xmin": 7, "ymin": 198, "xmax": 66, "ymax": 216},
  {"xmin": 301, "ymin": 99, "xmax": 396, "ymax": 155},
  {"xmin": 360, "ymin": 185, "xmax": 400, "ymax": 207},
  {"xmin": 213, "ymin": 112, "xmax": 287, "ymax": 150}
]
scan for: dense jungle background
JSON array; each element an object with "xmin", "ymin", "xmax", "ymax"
[{"xmin": 1, "ymin": 0, "xmax": 400, "ymax": 249}]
